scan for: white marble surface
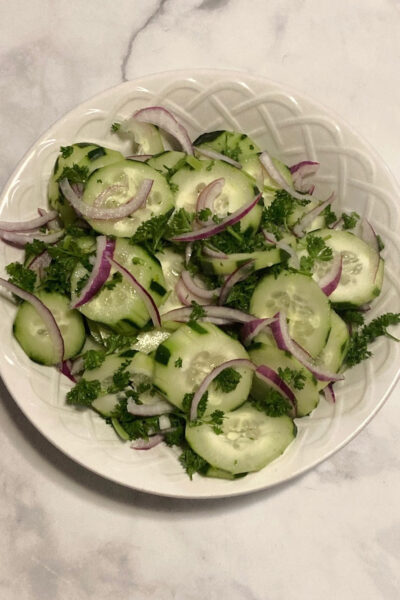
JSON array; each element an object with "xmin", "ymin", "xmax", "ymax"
[{"xmin": 0, "ymin": 1, "xmax": 400, "ymax": 598}]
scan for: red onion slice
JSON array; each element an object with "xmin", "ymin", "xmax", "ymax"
[
  {"xmin": 196, "ymin": 178, "xmax": 225, "ymax": 225},
  {"xmin": 161, "ymin": 305, "xmax": 255, "ymax": 324},
  {"xmin": 259, "ymin": 152, "xmax": 309, "ymax": 201},
  {"xmin": 27, "ymin": 250, "xmax": 52, "ymax": 280},
  {"xmin": 290, "ymin": 161, "xmax": 320, "ymax": 193},
  {"xmin": 59, "ymin": 178, "xmax": 153, "ymax": 221},
  {"xmin": 289, "ymin": 160, "xmax": 320, "ymax": 176},
  {"xmin": 0, "ymin": 210, "xmax": 59, "ymax": 232},
  {"xmin": 361, "ymin": 218, "xmax": 380, "ymax": 254},
  {"xmin": 0, "ymin": 278, "xmax": 64, "ymax": 363},
  {"xmin": 195, "ymin": 147, "xmax": 242, "ymax": 169},
  {"xmin": 38, "ymin": 208, "xmax": 59, "ymax": 231},
  {"xmin": 133, "ymin": 106, "xmax": 193, "ymax": 155},
  {"xmin": 241, "ymin": 317, "xmax": 277, "ymax": 346},
  {"xmin": 71, "ymin": 236, "xmax": 115, "ymax": 309},
  {"xmin": 292, "ymin": 193, "xmax": 335, "ymax": 238},
  {"xmin": 130, "ymin": 434, "xmax": 164, "ymax": 450},
  {"xmin": 181, "ymin": 270, "xmax": 220, "ymax": 300},
  {"xmin": 127, "ymin": 397, "xmax": 173, "ymax": 417},
  {"xmin": 190, "ymin": 358, "xmax": 256, "ymax": 420},
  {"xmin": 323, "ymin": 383, "xmax": 336, "ymax": 404},
  {"xmin": 0, "ymin": 229, "xmax": 65, "ymax": 247},
  {"xmin": 270, "ymin": 312, "xmax": 344, "ymax": 382},
  {"xmin": 175, "ymin": 277, "xmax": 208, "ymax": 306},
  {"xmin": 218, "ymin": 260, "xmax": 254, "ymax": 306},
  {"xmin": 262, "ymin": 230, "xmax": 277, "ymax": 245},
  {"xmin": 60, "ymin": 360, "xmax": 76, "ymax": 383},
  {"xmin": 169, "ymin": 193, "xmax": 261, "ymax": 243},
  {"xmin": 202, "ymin": 246, "xmax": 228, "ymax": 259},
  {"xmin": 254, "ymin": 365, "xmax": 296, "ymax": 417},
  {"xmin": 318, "ymin": 253, "xmax": 343, "ymax": 296},
  {"xmin": 109, "ymin": 258, "xmax": 161, "ymax": 328}
]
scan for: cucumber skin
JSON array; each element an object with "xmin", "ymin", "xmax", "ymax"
[{"xmin": 13, "ymin": 292, "xmax": 85, "ymax": 366}]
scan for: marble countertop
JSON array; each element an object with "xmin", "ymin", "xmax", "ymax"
[{"xmin": 1, "ymin": 1, "xmax": 399, "ymax": 598}]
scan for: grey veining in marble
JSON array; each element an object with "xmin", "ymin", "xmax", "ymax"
[{"xmin": 0, "ymin": 1, "xmax": 400, "ymax": 599}]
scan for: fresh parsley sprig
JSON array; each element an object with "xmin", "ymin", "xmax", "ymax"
[{"xmin": 344, "ymin": 312, "xmax": 400, "ymax": 367}]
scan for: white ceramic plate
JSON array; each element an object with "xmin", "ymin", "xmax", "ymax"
[{"xmin": 1, "ymin": 69, "xmax": 399, "ymax": 499}]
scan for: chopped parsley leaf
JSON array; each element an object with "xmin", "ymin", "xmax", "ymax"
[
  {"xmin": 60, "ymin": 146, "xmax": 73, "ymax": 159},
  {"xmin": 189, "ymin": 301, "xmax": 206, "ymax": 322},
  {"xmin": 103, "ymin": 271, "xmax": 123, "ymax": 290},
  {"xmin": 214, "ymin": 368, "xmax": 241, "ymax": 393},
  {"xmin": 179, "ymin": 447, "xmax": 208, "ymax": 479},
  {"xmin": 66, "ymin": 379, "xmax": 101, "ymax": 407},
  {"xmin": 277, "ymin": 367, "xmax": 306, "ymax": 390},
  {"xmin": 250, "ymin": 388, "xmax": 292, "ymax": 417},
  {"xmin": 342, "ymin": 211, "xmax": 360, "ymax": 230},
  {"xmin": 344, "ymin": 312, "xmax": 400, "ymax": 367},
  {"xmin": 57, "ymin": 164, "xmax": 89, "ymax": 184},
  {"xmin": 6, "ymin": 262, "xmax": 36, "ymax": 293}
]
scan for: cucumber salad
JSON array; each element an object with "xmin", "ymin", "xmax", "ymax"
[{"xmin": 1, "ymin": 105, "xmax": 399, "ymax": 481}]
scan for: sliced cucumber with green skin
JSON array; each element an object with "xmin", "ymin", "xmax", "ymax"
[
  {"xmin": 111, "ymin": 417, "xmax": 130, "ymax": 441},
  {"xmin": 78, "ymin": 146, "xmax": 124, "ymax": 172},
  {"xmin": 87, "ymin": 351, "xmax": 157, "ymax": 417},
  {"xmin": 249, "ymin": 340, "xmax": 319, "ymax": 417},
  {"xmin": 147, "ymin": 150, "xmax": 186, "ymax": 175},
  {"xmin": 288, "ymin": 198, "xmax": 326, "ymax": 232},
  {"xmin": 170, "ymin": 159, "xmax": 262, "ymax": 234},
  {"xmin": 193, "ymin": 130, "xmax": 260, "ymax": 163},
  {"xmin": 241, "ymin": 154, "xmax": 293, "ymax": 192},
  {"xmin": 49, "ymin": 144, "xmax": 124, "ymax": 225},
  {"xmin": 250, "ymin": 271, "xmax": 331, "ymax": 357},
  {"xmin": 13, "ymin": 292, "xmax": 85, "ymax": 365},
  {"xmin": 186, "ymin": 403, "xmax": 296, "ymax": 475},
  {"xmin": 200, "ymin": 247, "xmax": 283, "ymax": 276},
  {"xmin": 119, "ymin": 119, "xmax": 164, "ymax": 155},
  {"xmin": 153, "ymin": 322, "xmax": 253, "ymax": 414},
  {"xmin": 48, "ymin": 143, "xmax": 98, "ymax": 224},
  {"xmin": 81, "ymin": 160, "xmax": 174, "ymax": 238},
  {"xmin": 71, "ymin": 239, "xmax": 167, "ymax": 330},
  {"xmin": 316, "ymin": 310, "xmax": 349, "ymax": 391},
  {"xmin": 307, "ymin": 229, "xmax": 383, "ymax": 307}
]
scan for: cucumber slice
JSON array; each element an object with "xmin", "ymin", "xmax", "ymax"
[
  {"xmin": 170, "ymin": 159, "xmax": 262, "ymax": 234},
  {"xmin": 13, "ymin": 291, "xmax": 85, "ymax": 365},
  {"xmin": 241, "ymin": 154, "xmax": 293, "ymax": 191},
  {"xmin": 186, "ymin": 403, "xmax": 296, "ymax": 474},
  {"xmin": 249, "ymin": 340, "xmax": 319, "ymax": 417},
  {"xmin": 250, "ymin": 271, "xmax": 331, "ymax": 357},
  {"xmin": 78, "ymin": 146, "xmax": 124, "ymax": 172},
  {"xmin": 288, "ymin": 198, "xmax": 326, "ymax": 232},
  {"xmin": 200, "ymin": 247, "xmax": 283, "ymax": 275},
  {"xmin": 153, "ymin": 322, "xmax": 253, "ymax": 414},
  {"xmin": 81, "ymin": 160, "xmax": 174, "ymax": 237},
  {"xmin": 119, "ymin": 119, "xmax": 164, "ymax": 155},
  {"xmin": 309, "ymin": 229, "xmax": 383, "ymax": 307},
  {"xmin": 71, "ymin": 239, "xmax": 167, "ymax": 330},
  {"xmin": 49, "ymin": 144, "xmax": 124, "ymax": 225},
  {"xmin": 147, "ymin": 150, "xmax": 186, "ymax": 175},
  {"xmin": 87, "ymin": 352, "xmax": 158, "ymax": 417},
  {"xmin": 193, "ymin": 130, "xmax": 260, "ymax": 163},
  {"xmin": 316, "ymin": 310, "xmax": 349, "ymax": 390}
]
